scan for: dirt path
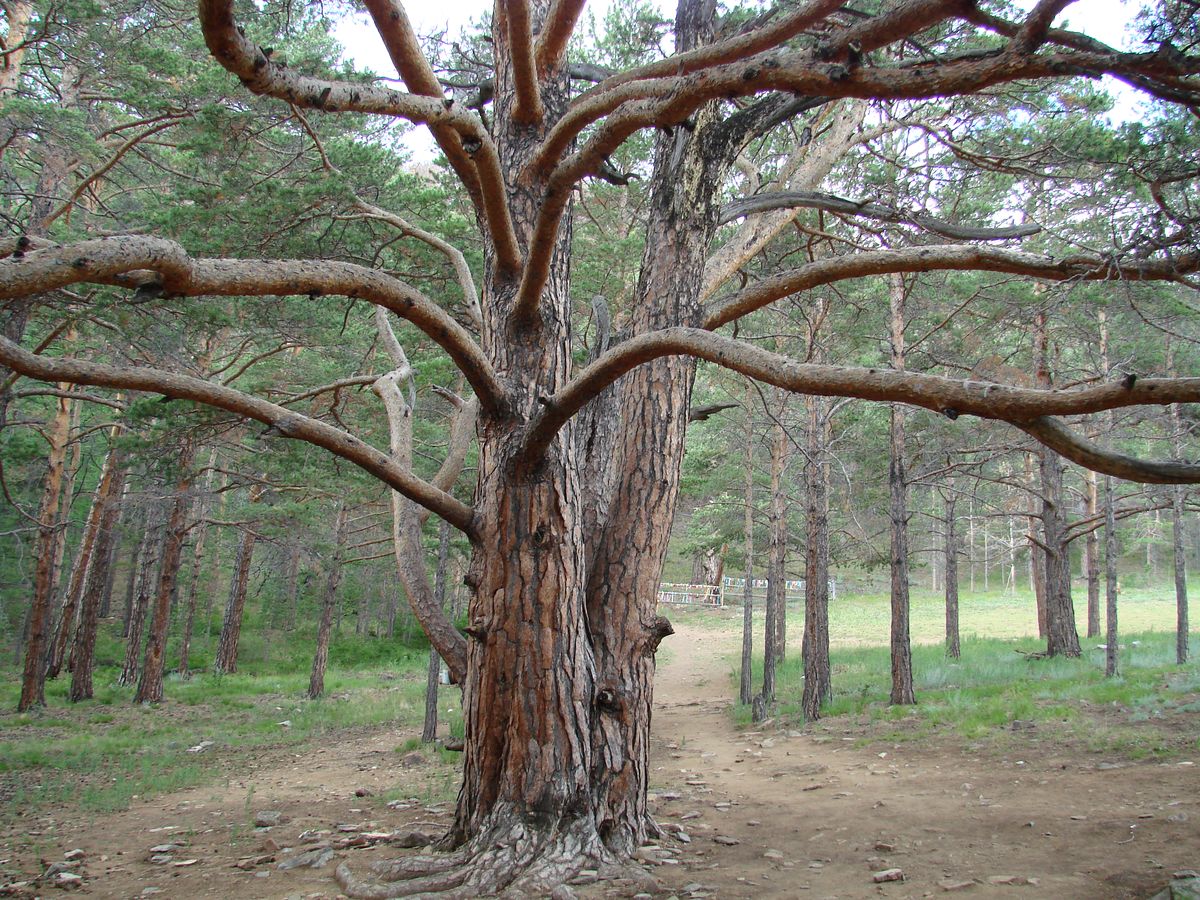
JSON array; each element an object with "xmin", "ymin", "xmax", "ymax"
[
  {"xmin": 647, "ymin": 615, "xmax": 1199, "ymax": 899},
  {"xmin": 2, "ymin": 618, "xmax": 1197, "ymax": 898}
]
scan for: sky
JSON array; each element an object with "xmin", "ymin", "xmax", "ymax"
[{"xmin": 332, "ymin": 0, "xmax": 1148, "ymax": 159}]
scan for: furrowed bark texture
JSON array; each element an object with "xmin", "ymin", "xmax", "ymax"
[
  {"xmin": 17, "ymin": 389, "xmax": 72, "ymax": 711},
  {"xmin": 944, "ymin": 481, "xmax": 960, "ymax": 660},
  {"xmin": 582, "ymin": 75, "xmax": 730, "ymax": 853},
  {"xmin": 888, "ymin": 276, "xmax": 914, "ymax": 706},
  {"xmin": 119, "ymin": 505, "xmax": 163, "ymax": 687},
  {"xmin": 739, "ymin": 386, "xmax": 754, "ymax": 708},
  {"xmin": 134, "ymin": 441, "xmax": 195, "ymax": 703},
  {"xmin": 68, "ymin": 455, "xmax": 126, "ymax": 701},
  {"xmin": 215, "ymin": 493, "xmax": 261, "ymax": 675},
  {"xmin": 1085, "ymin": 471, "xmax": 1101, "ymax": 638}
]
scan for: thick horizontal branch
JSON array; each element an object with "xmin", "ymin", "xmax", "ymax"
[
  {"xmin": 0, "ymin": 335, "xmax": 477, "ymax": 533},
  {"xmin": 1020, "ymin": 417, "xmax": 1200, "ymax": 485},
  {"xmin": 719, "ymin": 190, "xmax": 1042, "ymax": 240},
  {"xmin": 0, "ymin": 236, "xmax": 507, "ymax": 416},
  {"xmin": 704, "ymin": 244, "xmax": 1200, "ymax": 329},
  {"xmin": 522, "ymin": 327, "xmax": 1200, "ymax": 485}
]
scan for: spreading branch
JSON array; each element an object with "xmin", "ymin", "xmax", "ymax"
[
  {"xmin": 522, "ymin": 327, "xmax": 1200, "ymax": 484},
  {"xmin": 0, "ymin": 333, "xmax": 476, "ymax": 533},
  {"xmin": 504, "ymin": 0, "xmax": 543, "ymax": 125},
  {"xmin": 719, "ymin": 190, "xmax": 1042, "ymax": 240},
  {"xmin": 704, "ymin": 244, "xmax": 1200, "ymax": 330},
  {"xmin": 0, "ymin": 237, "xmax": 507, "ymax": 416}
]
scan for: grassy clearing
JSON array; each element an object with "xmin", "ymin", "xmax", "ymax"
[
  {"xmin": 0, "ymin": 621, "xmax": 434, "ymax": 821},
  {"xmin": 704, "ymin": 583, "xmax": 1200, "ymax": 758}
]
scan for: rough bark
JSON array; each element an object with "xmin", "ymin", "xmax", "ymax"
[
  {"xmin": 888, "ymin": 275, "xmax": 915, "ymax": 706},
  {"xmin": 1173, "ymin": 485, "xmax": 1189, "ymax": 665},
  {"xmin": 17, "ymin": 387, "xmax": 73, "ymax": 711},
  {"xmin": 68, "ymin": 458, "xmax": 126, "ymax": 701},
  {"xmin": 308, "ymin": 504, "xmax": 347, "ymax": 700},
  {"xmin": 133, "ymin": 442, "xmax": 195, "ymax": 704},
  {"xmin": 944, "ymin": 479, "xmax": 960, "ymax": 660},
  {"xmin": 1084, "ymin": 470, "xmax": 1101, "ymax": 638},
  {"xmin": 801, "ymin": 391, "xmax": 831, "ymax": 719},
  {"xmin": 1104, "ymin": 474, "xmax": 1119, "ymax": 677},
  {"xmin": 1036, "ymin": 310, "xmax": 1079, "ymax": 658},
  {"xmin": 214, "ymin": 488, "xmax": 262, "ymax": 675},
  {"xmin": 761, "ymin": 392, "xmax": 790, "ymax": 705},
  {"xmin": 119, "ymin": 505, "xmax": 163, "ymax": 687},
  {"xmin": 178, "ymin": 448, "xmax": 217, "ymax": 678},
  {"xmin": 739, "ymin": 384, "xmax": 754, "ymax": 707},
  {"xmin": 48, "ymin": 435, "xmax": 123, "ymax": 679}
]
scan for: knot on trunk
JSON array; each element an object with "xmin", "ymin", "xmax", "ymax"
[
  {"xmin": 595, "ymin": 685, "xmax": 622, "ymax": 714},
  {"xmin": 464, "ymin": 621, "xmax": 489, "ymax": 642},
  {"xmin": 645, "ymin": 616, "xmax": 674, "ymax": 654}
]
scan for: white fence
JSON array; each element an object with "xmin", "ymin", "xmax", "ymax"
[{"xmin": 656, "ymin": 577, "xmax": 836, "ymax": 607}]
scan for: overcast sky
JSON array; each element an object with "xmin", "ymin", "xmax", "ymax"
[{"xmin": 332, "ymin": 0, "xmax": 1148, "ymax": 158}]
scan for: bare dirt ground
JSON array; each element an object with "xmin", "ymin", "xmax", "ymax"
[{"xmin": 3, "ymin": 616, "xmax": 1198, "ymax": 899}]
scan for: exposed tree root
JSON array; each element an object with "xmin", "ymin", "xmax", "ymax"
[{"xmin": 335, "ymin": 811, "xmax": 657, "ymax": 898}]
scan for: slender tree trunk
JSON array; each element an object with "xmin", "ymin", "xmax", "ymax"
[
  {"xmin": 739, "ymin": 384, "xmax": 754, "ymax": 707},
  {"xmin": 423, "ymin": 518, "xmax": 451, "ymax": 742},
  {"xmin": 944, "ymin": 480, "xmax": 960, "ymax": 659},
  {"xmin": 1085, "ymin": 470, "xmax": 1101, "ymax": 638},
  {"xmin": 308, "ymin": 504, "xmax": 347, "ymax": 700},
  {"xmin": 134, "ymin": 442, "xmax": 195, "ymax": 703},
  {"xmin": 1104, "ymin": 474, "xmax": 1119, "ymax": 677},
  {"xmin": 48, "ymin": 438, "xmax": 123, "ymax": 678},
  {"xmin": 1173, "ymin": 486, "xmax": 1189, "ymax": 664},
  {"xmin": 68, "ymin": 459, "xmax": 126, "ymax": 701},
  {"xmin": 119, "ymin": 505, "xmax": 162, "ymax": 686},
  {"xmin": 284, "ymin": 539, "xmax": 301, "ymax": 631},
  {"xmin": 761, "ymin": 394, "xmax": 789, "ymax": 704},
  {"xmin": 17, "ymin": 388, "xmax": 73, "ymax": 710},
  {"xmin": 178, "ymin": 448, "xmax": 217, "ymax": 677},
  {"xmin": 888, "ymin": 275, "xmax": 915, "ymax": 705},
  {"xmin": 801, "ymin": 391, "xmax": 831, "ymax": 719},
  {"xmin": 121, "ymin": 503, "xmax": 153, "ymax": 639},
  {"xmin": 214, "ymin": 512, "xmax": 258, "ymax": 675}
]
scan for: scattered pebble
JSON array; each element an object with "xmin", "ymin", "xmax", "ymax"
[{"xmin": 873, "ymin": 868, "xmax": 904, "ymax": 883}]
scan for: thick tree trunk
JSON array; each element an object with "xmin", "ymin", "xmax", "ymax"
[
  {"xmin": 48, "ymin": 440, "xmax": 123, "ymax": 679},
  {"xmin": 68, "ymin": 459, "xmax": 126, "ymax": 701},
  {"xmin": 944, "ymin": 480, "xmax": 961, "ymax": 660},
  {"xmin": 801, "ymin": 392, "xmax": 831, "ymax": 719},
  {"xmin": 134, "ymin": 442, "xmax": 195, "ymax": 703},
  {"xmin": 888, "ymin": 275, "xmax": 915, "ymax": 705},
  {"xmin": 739, "ymin": 386, "xmax": 754, "ymax": 707},
  {"xmin": 308, "ymin": 504, "xmax": 347, "ymax": 700},
  {"xmin": 1104, "ymin": 474, "xmax": 1119, "ymax": 677},
  {"xmin": 17, "ymin": 388, "xmax": 73, "ymax": 711},
  {"xmin": 1035, "ymin": 311, "xmax": 1079, "ymax": 658},
  {"xmin": 214, "ymin": 512, "xmax": 258, "ymax": 675},
  {"xmin": 1084, "ymin": 470, "xmax": 1101, "ymax": 638}
]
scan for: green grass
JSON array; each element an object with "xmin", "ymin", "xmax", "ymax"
[
  {"xmin": 719, "ymin": 583, "xmax": 1199, "ymax": 759},
  {"xmin": 0, "ymin": 619, "xmax": 436, "ymax": 822}
]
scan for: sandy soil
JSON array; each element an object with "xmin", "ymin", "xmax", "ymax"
[{"xmin": 2, "ymin": 615, "xmax": 1197, "ymax": 899}]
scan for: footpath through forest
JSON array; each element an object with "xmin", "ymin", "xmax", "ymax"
[{"xmin": 3, "ymin": 615, "xmax": 1198, "ymax": 898}]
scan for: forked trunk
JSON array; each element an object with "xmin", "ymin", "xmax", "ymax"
[{"xmin": 119, "ymin": 507, "xmax": 162, "ymax": 687}]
